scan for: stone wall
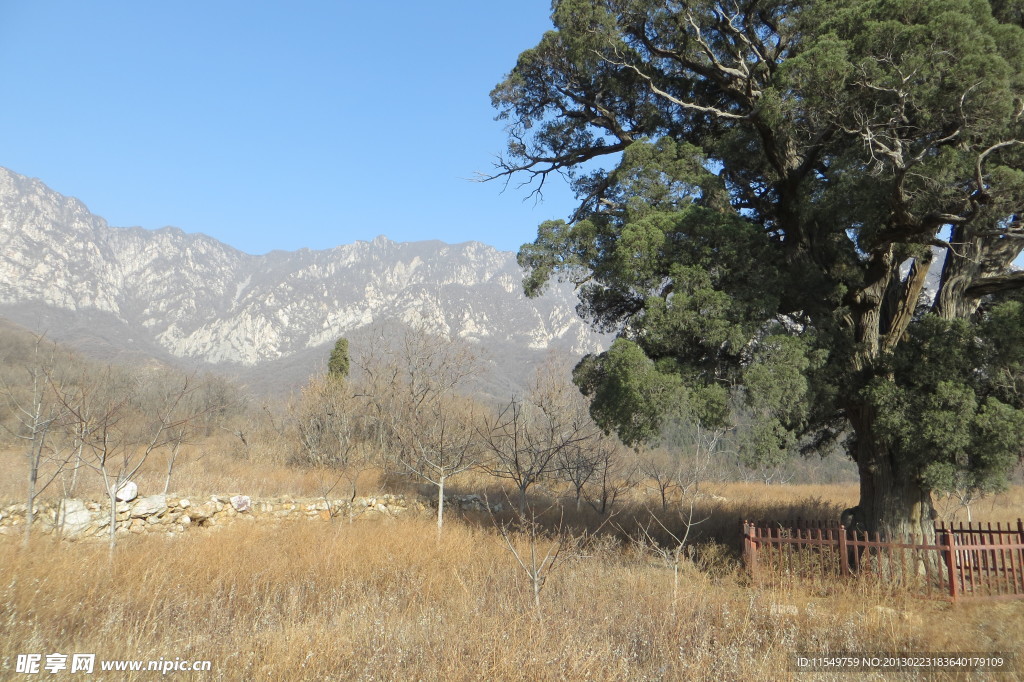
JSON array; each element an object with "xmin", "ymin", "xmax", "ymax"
[{"xmin": 0, "ymin": 491, "xmax": 499, "ymax": 540}]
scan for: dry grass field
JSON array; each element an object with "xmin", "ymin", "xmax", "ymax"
[{"xmin": 1, "ymin": 443, "xmax": 1022, "ymax": 681}]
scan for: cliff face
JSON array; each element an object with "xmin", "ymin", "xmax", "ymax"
[{"xmin": 0, "ymin": 167, "xmax": 604, "ymax": 390}]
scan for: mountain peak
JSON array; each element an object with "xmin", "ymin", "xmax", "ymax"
[{"xmin": 0, "ymin": 167, "xmax": 607, "ymax": 392}]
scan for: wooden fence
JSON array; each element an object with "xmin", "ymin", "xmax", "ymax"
[{"xmin": 741, "ymin": 518, "xmax": 1024, "ymax": 602}]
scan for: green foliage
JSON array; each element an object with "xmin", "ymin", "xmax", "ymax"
[
  {"xmin": 863, "ymin": 309, "xmax": 1024, "ymax": 494},
  {"xmin": 573, "ymin": 338, "xmax": 686, "ymax": 446},
  {"xmin": 495, "ymin": 0, "xmax": 1024, "ymax": 512},
  {"xmin": 328, "ymin": 337, "xmax": 350, "ymax": 381}
]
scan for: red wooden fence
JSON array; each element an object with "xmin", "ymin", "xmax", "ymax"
[{"xmin": 741, "ymin": 518, "xmax": 1024, "ymax": 601}]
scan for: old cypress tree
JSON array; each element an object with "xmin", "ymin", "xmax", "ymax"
[{"xmin": 492, "ymin": 0, "xmax": 1024, "ymax": 538}]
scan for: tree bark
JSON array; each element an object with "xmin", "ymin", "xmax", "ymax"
[
  {"xmin": 848, "ymin": 404, "xmax": 936, "ymax": 543},
  {"xmin": 436, "ymin": 475, "xmax": 445, "ymax": 540}
]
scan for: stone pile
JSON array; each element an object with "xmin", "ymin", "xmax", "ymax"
[
  {"xmin": 0, "ymin": 491, "xmax": 504, "ymax": 541},
  {"xmin": 0, "ymin": 493, "xmax": 429, "ymax": 540}
]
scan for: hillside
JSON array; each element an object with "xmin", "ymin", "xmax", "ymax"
[{"xmin": 0, "ymin": 167, "xmax": 606, "ymax": 394}]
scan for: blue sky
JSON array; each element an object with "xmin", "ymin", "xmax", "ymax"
[{"xmin": 0, "ymin": 1, "xmax": 580, "ymax": 255}]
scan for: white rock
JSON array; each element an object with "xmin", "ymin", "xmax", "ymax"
[
  {"xmin": 58, "ymin": 499, "xmax": 93, "ymax": 536},
  {"xmin": 114, "ymin": 481, "xmax": 138, "ymax": 502},
  {"xmin": 178, "ymin": 498, "xmax": 191, "ymax": 509},
  {"xmin": 131, "ymin": 495, "xmax": 168, "ymax": 518},
  {"xmin": 230, "ymin": 495, "xmax": 251, "ymax": 513}
]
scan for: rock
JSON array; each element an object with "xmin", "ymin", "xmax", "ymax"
[
  {"xmin": 230, "ymin": 495, "xmax": 251, "ymax": 513},
  {"xmin": 189, "ymin": 502, "xmax": 217, "ymax": 521},
  {"xmin": 130, "ymin": 495, "xmax": 168, "ymax": 518},
  {"xmin": 179, "ymin": 498, "xmax": 191, "ymax": 509},
  {"xmin": 115, "ymin": 481, "xmax": 138, "ymax": 502},
  {"xmin": 58, "ymin": 499, "xmax": 93, "ymax": 536}
]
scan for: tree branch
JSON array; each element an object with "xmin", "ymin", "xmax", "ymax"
[{"xmin": 965, "ymin": 271, "xmax": 1024, "ymax": 298}]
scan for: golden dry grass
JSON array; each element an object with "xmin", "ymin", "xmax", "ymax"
[
  {"xmin": 2, "ymin": 514, "xmax": 1021, "ymax": 681},
  {"xmin": 2, "ymin": 439, "xmax": 1022, "ymax": 680},
  {"xmin": 0, "ymin": 438, "xmax": 386, "ymax": 503}
]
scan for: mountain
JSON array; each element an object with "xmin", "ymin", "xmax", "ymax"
[{"xmin": 0, "ymin": 167, "xmax": 606, "ymax": 394}]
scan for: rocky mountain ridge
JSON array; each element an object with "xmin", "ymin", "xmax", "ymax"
[{"xmin": 0, "ymin": 167, "xmax": 604, "ymax": 392}]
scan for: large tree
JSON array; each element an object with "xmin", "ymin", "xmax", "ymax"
[{"xmin": 492, "ymin": 0, "xmax": 1024, "ymax": 538}]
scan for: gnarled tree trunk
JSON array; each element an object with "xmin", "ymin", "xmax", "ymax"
[{"xmin": 846, "ymin": 404, "xmax": 938, "ymax": 581}]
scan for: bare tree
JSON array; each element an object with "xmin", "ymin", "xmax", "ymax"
[
  {"xmin": 557, "ymin": 435, "xmax": 601, "ymax": 512},
  {"xmin": 0, "ymin": 335, "xmax": 73, "ymax": 543},
  {"xmin": 394, "ymin": 394, "xmax": 479, "ymax": 536},
  {"xmin": 482, "ymin": 367, "xmax": 595, "ymax": 517},
  {"xmin": 291, "ymin": 374, "xmax": 372, "ymax": 506},
  {"xmin": 489, "ymin": 499, "xmax": 612, "ymax": 620},
  {"xmin": 647, "ymin": 418, "xmax": 730, "ymax": 505},
  {"xmin": 493, "ymin": 506, "xmax": 572, "ymax": 619},
  {"xmin": 358, "ymin": 325, "xmax": 483, "ymax": 537},
  {"xmin": 639, "ymin": 447, "xmax": 684, "ymax": 513},
  {"xmin": 582, "ymin": 432, "xmax": 637, "ymax": 516},
  {"xmin": 57, "ymin": 369, "xmax": 202, "ymax": 548},
  {"xmin": 628, "ymin": 501, "xmax": 709, "ymax": 620}
]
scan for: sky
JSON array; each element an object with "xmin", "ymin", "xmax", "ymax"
[{"xmin": 0, "ymin": 1, "xmax": 582, "ymax": 255}]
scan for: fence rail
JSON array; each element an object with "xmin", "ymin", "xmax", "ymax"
[{"xmin": 741, "ymin": 518, "xmax": 1024, "ymax": 602}]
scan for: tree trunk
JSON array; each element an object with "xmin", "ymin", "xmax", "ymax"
[
  {"xmin": 853, "ymin": 451, "xmax": 936, "ymax": 542},
  {"xmin": 24, "ymin": 465, "xmax": 37, "ymax": 546},
  {"xmin": 108, "ymin": 486, "xmax": 118, "ymax": 551},
  {"xmin": 844, "ymin": 404, "xmax": 940, "ymax": 584},
  {"xmin": 436, "ymin": 475, "xmax": 445, "ymax": 539},
  {"xmin": 847, "ymin": 403, "xmax": 938, "ymax": 582},
  {"xmin": 848, "ymin": 405, "xmax": 936, "ymax": 540}
]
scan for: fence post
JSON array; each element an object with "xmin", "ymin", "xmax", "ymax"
[
  {"xmin": 743, "ymin": 521, "xmax": 758, "ymax": 577},
  {"xmin": 943, "ymin": 529, "xmax": 959, "ymax": 602},
  {"xmin": 1018, "ymin": 519, "xmax": 1024, "ymax": 586},
  {"xmin": 838, "ymin": 525, "xmax": 849, "ymax": 576}
]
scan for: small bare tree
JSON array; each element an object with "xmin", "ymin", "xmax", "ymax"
[
  {"xmin": 643, "ymin": 417, "xmax": 730, "ymax": 508},
  {"xmin": 582, "ymin": 432, "xmax": 637, "ymax": 515},
  {"xmin": 628, "ymin": 502, "xmax": 709, "ymax": 620},
  {"xmin": 639, "ymin": 447, "xmax": 685, "ymax": 513},
  {"xmin": 482, "ymin": 365, "xmax": 595, "ymax": 517},
  {"xmin": 494, "ymin": 506, "xmax": 572, "ymax": 618},
  {"xmin": 0, "ymin": 336, "xmax": 74, "ymax": 543},
  {"xmin": 394, "ymin": 394, "xmax": 480, "ymax": 536},
  {"xmin": 57, "ymin": 369, "xmax": 202, "ymax": 548},
  {"xmin": 358, "ymin": 325, "xmax": 483, "ymax": 537},
  {"xmin": 558, "ymin": 436, "xmax": 601, "ymax": 512},
  {"xmin": 291, "ymin": 374, "xmax": 372, "ymax": 506},
  {"xmin": 489, "ymin": 499, "xmax": 612, "ymax": 620}
]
